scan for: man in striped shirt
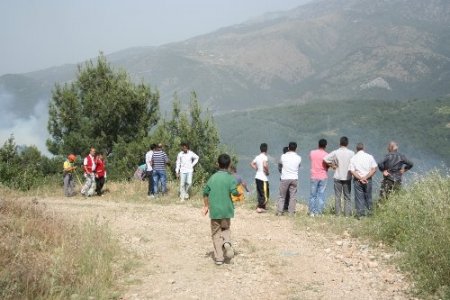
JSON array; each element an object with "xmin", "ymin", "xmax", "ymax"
[{"xmin": 152, "ymin": 143, "xmax": 169, "ymax": 197}]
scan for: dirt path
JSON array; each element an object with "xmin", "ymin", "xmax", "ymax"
[{"xmin": 39, "ymin": 196, "xmax": 411, "ymax": 300}]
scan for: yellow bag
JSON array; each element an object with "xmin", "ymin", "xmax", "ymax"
[{"xmin": 231, "ymin": 183, "xmax": 245, "ymax": 202}]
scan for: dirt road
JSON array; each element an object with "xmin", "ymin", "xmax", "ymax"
[{"xmin": 40, "ymin": 196, "xmax": 411, "ymax": 299}]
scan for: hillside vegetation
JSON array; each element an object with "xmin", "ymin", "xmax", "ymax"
[{"xmin": 216, "ymin": 97, "xmax": 450, "ymax": 163}]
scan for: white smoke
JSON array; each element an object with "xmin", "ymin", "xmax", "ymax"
[{"xmin": 0, "ymin": 87, "xmax": 50, "ymax": 155}]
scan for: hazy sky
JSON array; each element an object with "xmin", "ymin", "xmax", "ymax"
[{"xmin": 0, "ymin": 0, "xmax": 310, "ymax": 75}]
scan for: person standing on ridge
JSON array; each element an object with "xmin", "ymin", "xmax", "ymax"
[
  {"xmin": 377, "ymin": 141, "xmax": 413, "ymax": 200},
  {"xmin": 176, "ymin": 142, "xmax": 199, "ymax": 202},
  {"xmin": 63, "ymin": 153, "xmax": 77, "ymax": 197},
  {"xmin": 81, "ymin": 147, "xmax": 96, "ymax": 197},
  {"xmin": 250, "ymin": 143, "xmax": 270, "ymax": 213},
  {"xmin": 145, "ymin": 144, "xmax": 155, "ymax": 198},
  {"xmin": 349, "ymin": 143, "xmax": 378, "ymax": 219},
  {"xmin": 308, "ymin": 139, "xmax": 329, "ymax": 216},
  {"xmin": 95, "ymin": 152, "xmax": 106, "ymax": 196},
  {"xmin": 276, "ymin": 142, "xmax": 302, "ymax": 216},
  {"xmin": 323, "ymin": 137, "xmax": 354, "ymax": 216},
  {"xmin": 152, "ymin": 143, "xmax": 169, "ymax": 197}
]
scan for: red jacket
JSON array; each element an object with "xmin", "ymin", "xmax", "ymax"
[
  {"xmin": 95, "ymin": 157, "xmax": 106, "ymax": 178},
  {"xmin": 83, "ymin": 154, "xmax": 96, "ymax": 174}
]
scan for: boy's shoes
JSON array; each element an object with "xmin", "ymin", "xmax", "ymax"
[
  {"xmin": 215, "ymin": 260, "xmax": 224, "ymax": 265},
  {"xmin": 256, "ymin": 208, "xmax": 266, "ymax": 213},
  {"xmin": 223, "ymin": 242, "xmax": 234, "ymax": 259}
]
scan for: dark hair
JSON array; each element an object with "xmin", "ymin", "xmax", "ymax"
[
  {"xmin": 181, "ymin": 142, "xmax": 189, "ymax": 149},
  {"xmin": 356, "ymin": 142, "xmax": 364, "ymax": 152},
  {"xmin": 318, "ymin": 139, "xmax": 327, "ymax": 148},
  {"xmin": 288, "ymin": 142, "xmax": 297, "ymax": 151},
  {"xmin": 340, "ymin": 136, "xmax": 349, "ymax": 147},
  {"xmin": 150, "ymin": 144, "xmax": 156, "ymax": 150},
  {"xmin": 260, "ymin": 143, "xmax": 268, "ymax": 152},
  {"xmin": 218, "ymin": 154, "xmax": 231, "ymax": 169},
  {"xmin": 282, "ymin": 146, "xmax": 289, "ymax": 154}
]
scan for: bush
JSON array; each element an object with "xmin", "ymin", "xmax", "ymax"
[{"xmin": 361, "ymin": 171, "xmax": 450, "ymax": 298}]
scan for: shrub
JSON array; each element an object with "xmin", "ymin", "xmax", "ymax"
[{"xmin": 361, "ymin": 171, "xmax": 450, "ymax": 298}]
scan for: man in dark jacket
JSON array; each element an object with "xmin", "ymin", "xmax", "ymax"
[{"xmin": 378, "ymin": 141, "xmax": 413, "ymax": 199}]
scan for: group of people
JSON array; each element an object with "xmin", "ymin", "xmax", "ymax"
[
  {"xmin": 202, "ymin": 137, "xmax": 413, "ymax": 265},
  {"xmin": 144, "ymin": 142, "xmax": 199, "ymax": 200},
  {"xmin": 249, "ymin": 137, "xmax": 414, "ymax": 219},
  {"xmin": 63, "ymin": 147, "xmax": 106, "ymax": 197}
]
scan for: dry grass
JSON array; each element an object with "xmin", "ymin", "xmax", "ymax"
[{"xmin": 0, "ymin": 188, "xmax": 121, "ymax": 299}]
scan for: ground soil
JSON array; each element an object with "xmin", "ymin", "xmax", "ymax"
[{"xmin": 38, "ymin": 196, "xmax": 412, "ymax": 300}]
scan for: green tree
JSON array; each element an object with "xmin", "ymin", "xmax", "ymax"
[
  {"xmin": 47, "ymin": 54, "xmax": 160, "ymax": 156},
  {"xmin": 153, "ymin": 92, "xmax": 225, "ymax": 185}
]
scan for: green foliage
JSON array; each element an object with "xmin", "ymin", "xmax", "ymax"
[
  {"xmin": 360, "ymin": 171, "xmax": 450, "ymax": 298},
  {"xmin": 46, "ymin": 53, "xmax": 160, "ymax": 156},
  {"xmin": 152, "ymin": 92, "xmax": 223, "ymax": 185},
  {"xmin": 0, "ymin": 135, "xmax": 62, "ymax": 191}
]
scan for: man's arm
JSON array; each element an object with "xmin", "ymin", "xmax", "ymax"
[
  {"xmin": 175, "ymin": 153, "xmax": 181, "ymax": 176},
  {"xmin": 263, "ymin": 160, "xmax": 269, "ymax": 175},
  {"xmin": 401, "ymin": 155, "xmax": 414, "ymax": 173},
  {"xmin": 192, "ymin": 152, "xmax": 199, "ymax": 167},
  {"xmin": 202, "ymin": 195, "xmax": 209, "ymax": 216},
  {"xmin": 250, "ymin": 161, "xmax": 257, "ymax": 170}
]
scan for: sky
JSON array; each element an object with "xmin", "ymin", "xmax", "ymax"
[{"xmin": 0, "ymin": 0, "xmax": 310, "ymax": 76}]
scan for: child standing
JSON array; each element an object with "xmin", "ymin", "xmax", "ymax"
[{"xmin": 202, "ymin": 154, "xmax": 240, "ymax": 265}]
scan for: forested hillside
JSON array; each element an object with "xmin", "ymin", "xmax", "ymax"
[{"xmin": 216, "ymin": 97, "xmax": 450, "ymax": 198}]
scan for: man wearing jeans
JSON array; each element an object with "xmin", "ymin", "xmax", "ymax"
[
  {"xmin": 308, "ymin": 139, "xmax": 329, "ymax": 216},
  {"xmin": 152, "ymin": 144, "xmax": 169, "ymax": 196},
  {"xmin": 349, "ymin": 143, "xmax": 378, "ymax": 218},
  {"xmin": 323, "ymin": 137, "xmax": 354, "ymax": 216},
  {"xmin": 176, "ymin": 142, "xmax": 199, "ymax": 201}
]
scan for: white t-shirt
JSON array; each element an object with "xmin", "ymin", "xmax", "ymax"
[
  {"xmin": 176, "ymin": 150, "xmax": 199, "ymax": 174},
  {"xmin": 349, "ymin": 150, "xmax": 377, "ymax": 178},
  {"xmin": 252, "ymin": 153, "xmax": 269, "ymax": 181},
  {"xmin": 145, "ymin": 150, "xmax": 153, "ymax": 171},
  {"xmin": 280, "ymin": 151, "xmax": 302, "ymax": 180}
]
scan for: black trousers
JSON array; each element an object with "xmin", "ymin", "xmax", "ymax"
[
  {"xmin": 146, "ymin": 170, "xmax": 154, "ymax": 195},
  {"xmin": 255, "ymin": 179, "xmax": 269, "ymax": 209},
  {"xmin": 95, "ymin": 176, "xmax": 105, "ymax": 195}
]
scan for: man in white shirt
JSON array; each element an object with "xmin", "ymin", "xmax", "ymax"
[
  {"xmin": 145, "ymin": 144, "xmax": 155, "ymax": 198},
  {"xmin": 349, "ymin": 143, "xmax": 378, "ymax": 218},
  {"xmin": 277, "ymin": 142, "xmax": 302, "ymax": 215},
  {"xmin": 250, "ymin": 143, "xmax": 270, "ymax": 213},
  {"xmin": 323, "ymin": 137, "xmax": 355, "ymax": 216},
  {"xmin": 176, "ymin": 142, "xmax": 199, "ymax": 201}
]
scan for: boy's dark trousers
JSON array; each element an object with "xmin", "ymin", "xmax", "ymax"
[{"xmin": 255, "ymin": 178, "xmax": 269, "ymax": 209}]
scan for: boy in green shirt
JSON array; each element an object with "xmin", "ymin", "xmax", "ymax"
[{"xmin": 202, "ymin": 154, "xmax": 240, "ymax": 265}]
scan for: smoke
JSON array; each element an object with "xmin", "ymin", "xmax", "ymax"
[{"xmin": 0, "ymin": 87, "xmax": 50, "ymax": 155}]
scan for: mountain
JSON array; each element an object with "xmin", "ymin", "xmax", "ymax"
[{"xmin": 1, "ymin": 0, "xmax": 450, "ymax": 118}]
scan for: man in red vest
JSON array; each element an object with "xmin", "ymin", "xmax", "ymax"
[{"xmin": 81, "ymin": 147, "xmax": 96, "ymax": 196}]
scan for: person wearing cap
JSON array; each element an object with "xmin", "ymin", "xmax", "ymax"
[{"xmin": 63, "ymin": 154, "xmax": 77, "ymax": 197}]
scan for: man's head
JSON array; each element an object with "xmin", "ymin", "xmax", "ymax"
[
  {"xmin": 288, "ymin": 142, "xmax": 297, "ymax": 151},
  {"xmin": 283, "ymin": 146, "xmax": 288, "ymax": 154},
  {"xmin": 356, "ymin": 142, "xmax": 364, "ymax": 152},
  {"xmin": 318, "ymin": 139, "xmax": 327, "ymax": 149},
  {"xmin": 340, "ymin": 136, "xmax": 349, "ymax": 147},
  {"xmin": 387, "ymin": 141, "xmax": 398, "ymax": 152},
  {"xmin": 260, "ymin": 143, "xmax": 268, "ymax": 153},
  {"xmin": 218, "ymin": 153, "xmax": 231, "ymax": 169},
  {"xmin": 181, "ymin": 142, "xmax": 189, "ymax": 153},
  {"xmin": 89, "ymin": 147, "xmax": 96, "ymax": 156}
]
